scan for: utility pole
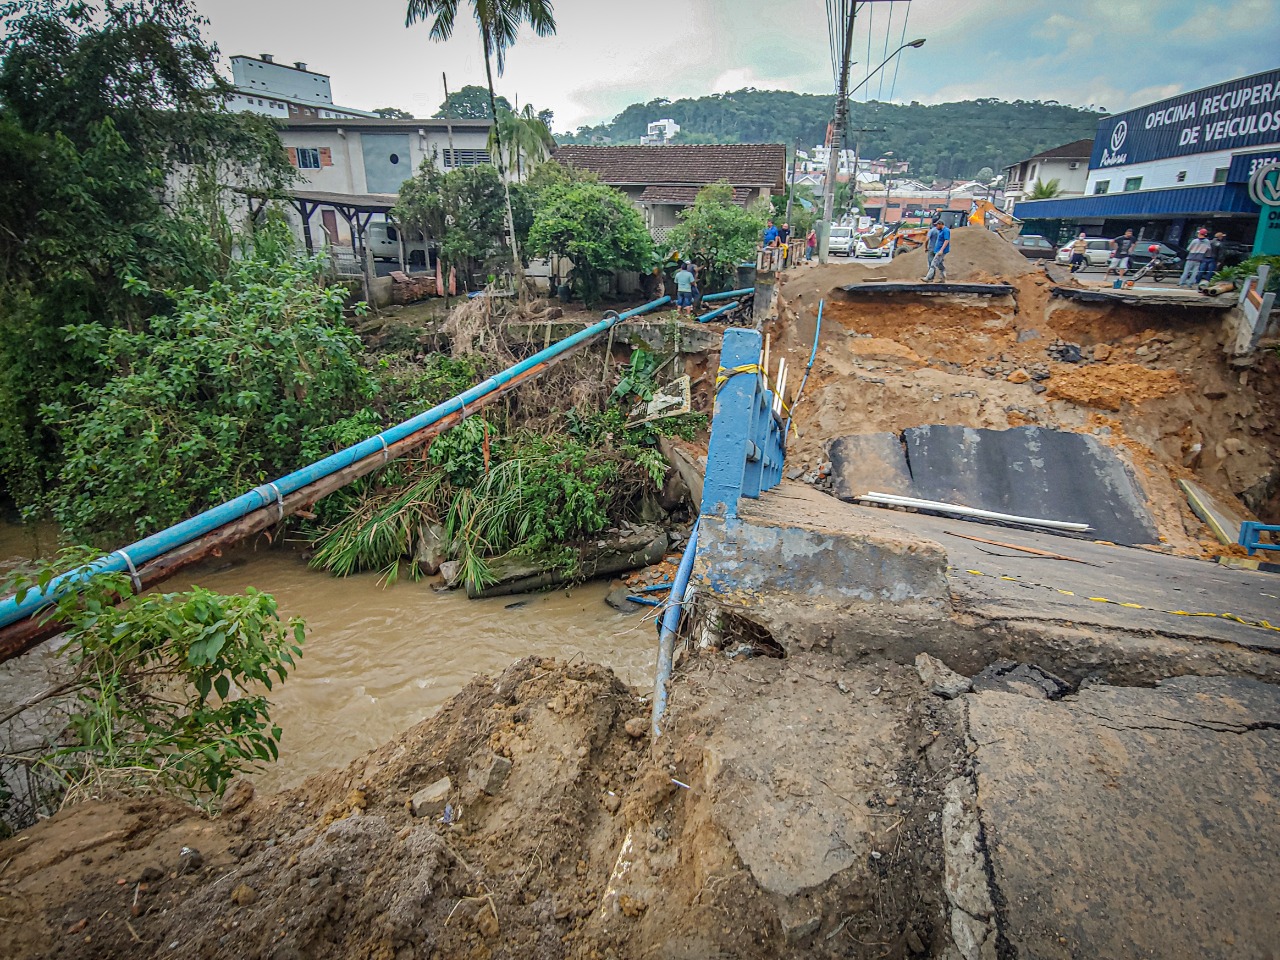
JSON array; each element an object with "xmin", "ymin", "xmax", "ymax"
[
  {"xmin": 442, "ymin": 72, "xmax": 456, "ymax": 168},
  {"xmin": 819, "ymin": 3, "xmax": 858, "ymax": 264}
]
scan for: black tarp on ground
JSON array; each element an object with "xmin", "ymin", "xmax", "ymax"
[{"xmin": 826, "ymin": 425, "xmax": 1159, "ymax": 545}]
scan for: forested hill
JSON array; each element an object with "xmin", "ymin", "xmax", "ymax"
[{"xmin": 557, "ymin": 90, "xmax": 1104, "ymax": 181}]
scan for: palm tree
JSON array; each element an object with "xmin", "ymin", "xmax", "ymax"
[
  {"xmin": 1028, "ymin": 177, "xmax": 1062, "ymax": 199},
  {"xmin": 405, "ymin": 0, "xmax": 556, "ymax": 294},
  {"xmin": 488, "ymin": 103, "xmax": 555, "ymax": 178}
]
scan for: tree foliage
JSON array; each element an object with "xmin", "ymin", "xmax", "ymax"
[
  {"xmin": 432, "ymin": 84, "xmax": 512, "ymax": 120},
  {"xmin": 527, "ymin": 181, "xmax": 654, "ymax": 306},
  {"xmin": 489, "ymin": 104, "xmax": 555, "ymax": 178},
  {"xmin": 559, "ymin": 89, "xmax": 1104, "ymax": 181},
  {"xmin": 668, "ymin": 182, "xmax": 767, "ymax": 292},
  {"xmin": 1028, "ymin": 177, "xmax": 1062, "ymax": 199},
  {"xmin": 44, "ymin": 230, "xmax": 374, "ymax": 543},
  {"xmin": 395, "ymin": 162, "xmax": 513, "ymax": 284},
  {"xmin": 4, "ymin": 551, "xmax": 304, "ymax": 807},
  {"xmin": 375, "ymin": 106, "xmax": 415, "ymax": 119},
  {"xmin": 0, "ymin": 0, "xmax": 293, "ymax": 509}
]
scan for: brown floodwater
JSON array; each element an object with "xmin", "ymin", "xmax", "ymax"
[
  {"xmin": 0, "ymin": 525, "xmax": 658, "ymax": 794},
  {"xmin": 165, "ymin": 548, "xmax": 657, "ymax": 792}
]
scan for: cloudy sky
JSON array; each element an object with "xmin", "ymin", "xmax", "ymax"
[{"xmin": 196, "ymin": 0, "xmax": 1279, "ymax": 132}]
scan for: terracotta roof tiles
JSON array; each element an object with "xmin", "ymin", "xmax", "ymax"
[{"xmin": 554, "ymin": 143, "xmax": 786, "ymax": 189}]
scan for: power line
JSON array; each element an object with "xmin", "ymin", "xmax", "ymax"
[
  {"xmin": 888, "ymin": 1, "xmax": 912, "ymax": 102},
  {"xmin": 877, "ymin": 2, "xmax": 895, "ymax": 100}
]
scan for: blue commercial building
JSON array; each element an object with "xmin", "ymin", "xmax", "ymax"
[{"xmin": 1014, "ymin": 68, "xmax": 1280, "ymax": 251}]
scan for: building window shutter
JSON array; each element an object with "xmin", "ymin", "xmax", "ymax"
[
  {"xmin": 319, "ymin": 147, "xmax": 333, "ymax": 167},
  {"xmin": 287, "ymin": 146, "xmax": 298, "ymax": 167}
]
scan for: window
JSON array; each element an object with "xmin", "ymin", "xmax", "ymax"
[
  {"xmin": 887, "ymin": 202, "xmax": 900, "ymax": 209},
  {"xmin": 385, "ymin": 225, "xmax": 399, "ymax": 241},
  {"xmin": 1123, "ymin": 176, "xmax": 1142, "ymax": 192},
  {"xmin": 1093, "ymin": 180, "xmax": 1110, "ymax": 195},
  {"xmin": 1176, "ymin": 171, "xmax": 1187, "ymax": 183},
  {"xmin": 296, "ymin": 147, "xmax": 321, "ymax": 169},
  {"xmin": 389, "ymin": 153, "xmax": 400, "ymax": 165},
  {"xmin": 1213, "ymin": 167, "xmax": 1229, "ymax": 184},
  {"xmin": 443, "ymin": 148, "xmax": 492, "ymax": 168}
]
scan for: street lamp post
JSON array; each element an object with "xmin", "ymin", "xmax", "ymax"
[{"xmin": 819, "ymin": 37, "xmax": 925, "ymax": 263}]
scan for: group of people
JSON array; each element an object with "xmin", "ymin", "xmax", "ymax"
[
  {"xmin": 1064, "ymin": 226, "xmax": 1228, "ymax": 287},
  {"xmin": 763, "ymin": 219, "xmax": 820, "ymax": 263}
]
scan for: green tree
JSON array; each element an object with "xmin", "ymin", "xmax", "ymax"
[
  {"xmin": 395, "ymin": 162, "xmax": 511, "ymax": 285},
  {"xmin": 976, "ymin": 165, "xmax": 995, "ymax": 182},
  {"xmin": 406, "ymin": 0, "xmax": 557, "ymax": 298},
  {"xmin": 1028, "ymin": 177, "xmax": 1062, "ymax": 199},
  {"xmin": 374, "ymin": 106, "xmax": 415, "ymax": 119},
  {"xmin": 668, "ymin": 182, "xmax": 767, "ymax": 292},
  {"xmin": 433, "ymin": 84, "xmax": 512, "ymax": 120},
  {"xmin": 527, "ymin": 181, "xmax": 654, "ymax": 306},
  {"xmin": 0, "ymin": 0, "xmax": 293, "ymax": 508},
  {"xmin": 44, "ymin": 230, "xmax": 374, "ymax": 543},
  {"xmin": 489, "ymin": 103, "xmax": 555, "ymax": 179}
]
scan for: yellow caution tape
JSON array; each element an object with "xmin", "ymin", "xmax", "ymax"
[
  {"xmin": 951, "ymin": 567, "xmax": 1280, "ymax": 633},
  {"xmin": 714, "ymin": 363, "xmax": 764, "ymax": 393}
]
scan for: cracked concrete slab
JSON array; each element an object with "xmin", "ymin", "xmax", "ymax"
[{"xmin": 964, "ymin": 676, "xmax": 1280, "ymax": 959}]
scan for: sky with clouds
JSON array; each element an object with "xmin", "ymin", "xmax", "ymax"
[{"xmin": 195, "ymin": 0, "xmax": 1280, "ymax": 132}]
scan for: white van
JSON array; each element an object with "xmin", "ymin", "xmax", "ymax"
[
  {"xmin": 828, "ymin": 226, "xmax": 856, "ymax": 257},
  {"xmin": 366, "ymin": 221, "xmax": 430, "ymax": 266}
]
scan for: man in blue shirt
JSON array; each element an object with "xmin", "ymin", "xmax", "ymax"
[
  {"xmin": 763, "ymin": 219, "xmax": 779, "ymax": 247},
  {"xmin": 922, "ymin": 216, "xmax": 950, "ymax": 282},
  {"xmin": 674, "ymin": 262, "xmax": 695, "ymax": 315}
]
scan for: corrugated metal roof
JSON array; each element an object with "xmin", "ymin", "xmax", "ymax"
[{"xmin": 1014, "ymin": 184, "xmax": 1259, "ymax": 220}]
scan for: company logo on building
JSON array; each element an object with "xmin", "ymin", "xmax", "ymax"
[
  {"xmin": 1110, "ymin": 121, "xmax": 1128, "ymax": 152},
  {"xmin": 1248, "ymin": 162, "xmax": 1280, "ymax": 207}
]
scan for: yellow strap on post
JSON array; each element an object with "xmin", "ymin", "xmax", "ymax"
[{"xmin": 715, "ymin": 363, "xmax": 764, "ymax": 393}]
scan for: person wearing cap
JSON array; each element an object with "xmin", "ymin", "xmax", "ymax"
[
  {"xmin": 922, "ymin": 215, "xmax": 950, "ymax": 283},
  {"xmin": 1199, "ymin": 232, "xmax": 1225, "ymax": 284},
  {"xmin": 1180, "ymin": 228, "xmax": 1212, "ymax": 287}
]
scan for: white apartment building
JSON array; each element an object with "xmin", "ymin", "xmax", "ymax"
[
  {"xmin": 226, "ymin": 54, "xmax": 378, "ymax": 121},
  {"xmin": 640, "ymin": 118, "xmax": 680, "ymax": 145}
]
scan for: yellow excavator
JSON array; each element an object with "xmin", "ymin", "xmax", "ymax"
[{"xmin": 967, "ymin": 199, "xmax": 1023, "ymax": 240}]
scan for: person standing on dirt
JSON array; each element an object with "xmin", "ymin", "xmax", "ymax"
[
  {"xmin": 763, "ymin": 219, "xmax": 779, "ymax": 247},
  {"xmin": 674, "ymin": 261, "xmax": 696, "ymax": 316},
  {"xmin": 1103, "ymin": 229, "xmax": 1136, "ymax": 282},
  {"xmin": 922, "ymin": 216, "xmax": 950, "ymax": 283},
  {"xmin": 806, "ymin": 227, "xmax": 817, "ymax": 261},
  {"xmin": 1179, "ymin": 228, "xmax": 1212, "ymax": 287},
  {"xmin": 1067, "ymin": 232, "xmax": 1088, "ymax": 273}
]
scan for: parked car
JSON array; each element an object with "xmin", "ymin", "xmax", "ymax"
[
  {"xmin": 828, "ymin": 226, "xmax": 856, "ymax": 257},
  {"xmin": 1055, "ymin": 237, "xmax": 1185, "ymax": 280},
  {"xmin": 855, "ymin": 236, "xmax": 893, "ymax": 258},
  {"xmin": 1055, "ymin": 237, "xmax": 1113, "ymax": 270},
  {"xmin": 1217, "ymin": 240, "xmax": 1251, "ymax": 269},
  {"xmin": 367, "ymin": 220, "xmax": 430, "ymax": 265},
  {"xmin": 1012, "ymin": 234, "xmax": 1056, "ymax": 259}
]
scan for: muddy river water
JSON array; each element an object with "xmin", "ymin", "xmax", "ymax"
[{"xmin": 1, "ymin": 527, "xmax": 657, "ymax": 793}]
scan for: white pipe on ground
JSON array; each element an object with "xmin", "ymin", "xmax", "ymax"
[{"xmin": 857, "ymin": 492, "xmax": 1091, "ymax": 533}]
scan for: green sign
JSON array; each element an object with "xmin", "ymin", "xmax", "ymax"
[{"xmin": 1250, "ymin": 162, "xmax": 1280, "ymax": 255}]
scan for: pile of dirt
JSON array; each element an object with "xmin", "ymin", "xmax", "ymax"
[
  {"xmin": 1046, "ymin": 363, "xmax": 1183, "ymax": 411},
  {"xmin": 0, "ymin": 655, "xmax": 956, "ymax": 960}
]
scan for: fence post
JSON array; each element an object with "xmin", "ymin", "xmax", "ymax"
[{"xmin": 700, "ymin": 328, "xmax": 763, "ymax": 518}]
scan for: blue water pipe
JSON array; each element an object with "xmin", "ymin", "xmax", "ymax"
[
  {"xmin": 0, "ymin": 296, "xmax": 673, "ymax": 630},
  {"xmin": 784, "ymin": 298, "xmax": 823, "ymax": 443},
  {"xmin": 696, "ymin": 300, "xmax": 740, "ymax": 324},
  {"xmin": 650, "ymin": 518, "xmax": 700, "ymax": 739},
  {"xmin": 700, "ymin": 287, "xmax": 753, "ymax": 303}
]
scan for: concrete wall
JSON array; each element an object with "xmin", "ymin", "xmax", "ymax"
[
  {"xmin": 232, "ymin": 56, "xmax": 334, "ymax": 106},
  {"xmin": 280, "ymin": 126, "xmax": 494, "ymax": 196}
]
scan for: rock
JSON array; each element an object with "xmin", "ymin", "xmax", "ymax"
[
  {"xmin": 776, "ymin": 899, "xmax": 821, "ymax": 942},
  {"xmin": 1203, "ymin": 386, "xmax": 1228, "ymax": 400},
  {"xmin": 605, "ymin": 588, "xmax": 650, "ymax": 615},
  {"xmin": 1006, "ymin": 369, "xmax": 1030, "ymax": 384},
  {"xmin": 915, "ymin": 653, "xmax": 972, "ymax": 699},
  {"xmin": 603, "ymin": 792, "xmax": 622, "ymax": 814},
  {"xmin": 619, "ymin": 894, "xmax": 648, "ymax": 918},
  {"xmin": 178, "ymin": 847, "xmax": 204, "ymax": 874},
  {"xmin": 439, "ymin": 560, "xmax": 462, "ymax": 587},
  {"xmin": 138, "ymin": 865, "xmax": 164, "ymax": 883},
  {"xmin": 413, "ymin": 523, "xmax": 447, "ymax": 576},
  {"xmin": 1092, "ymin": 343, "xmax": 1112, "ymax": 361},
  {"xmin": 1030, "ymin": 382, "xmax": 1047, "ymax": 394},
  {"xmin": 230, "ymin": 883, "xmax": 258, "ymax": 906},
  {"xmin": 1223, "ymin": 438, "xmax": 1245, "ymax": 455},
  {"xmin": 624, "ymin": 717, "xmax": 649, "ymax": 738},
  {"xmin": 785, "ymin": 466, "xmax": 803, "ymax": 480},
  {"xmin": 477, "ymin": 754, "xmax": 512, "ymax": 795},
  {"xmin": 1135, "ymin": 345, "xmax": 1150, "ymax": 357},
  {"xmin": 1015, "ymin": 328, "xmax": 1040, "ymax": 342},
  {"xmin": 972, "ymin": 662, "xmax": 1069, "ymax": 700},
  {"xmin": 906, "ymin": 925, "xmax": 927, "ymax": 954},
  {"xmin": 409, "ymin": 776, "xmax": 451, "ymax": 818},
  {"xmin": 220, "ymin": 778, "xmax": 254, "ymax": 815}
]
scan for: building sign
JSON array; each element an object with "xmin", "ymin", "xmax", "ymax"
[
  {"xmin": 1250, "ymin": 161, "xmax": 1280, "ymax": 256},
  {"xmin": 1090, "ymin": 68, "xmax": 1280, "ymax": 169},
  {"xmin": 1228, "ymin": 148, "xmax": 1280, "ymax": 183}
]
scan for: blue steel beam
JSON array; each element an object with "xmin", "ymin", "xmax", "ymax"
[
  {"xmin": 0, "ymin": 296, "xmax": 672, "ymax": 631},
  {"xmin": 700, "ymin": 328, "xmax": 764, "ymax": 518}
]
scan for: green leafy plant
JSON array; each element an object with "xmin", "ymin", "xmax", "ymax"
[
  {"xmin": 43, "ymin": 237, "xmax": 374, "ymax": 543},
  {"xmin": 3, "ymin": 549, "xmax": 303, "ymax": 803},
  {"xmin": 668, "ymin": 181, "xmax": 767, "ymax": 292},
  {"xmin": 1028, "ymin": 177, "xmax": 1062, "ymax": 199},
  {"xmin": 1212, "ymin": 254, "xmax": 1280, "ymax": 291}
]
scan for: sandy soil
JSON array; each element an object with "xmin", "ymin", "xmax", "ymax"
[{"xmin": 773, "ymin": 228, "xmax": 1280, "ymax": 555}]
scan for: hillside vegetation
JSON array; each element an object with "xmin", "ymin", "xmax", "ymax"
[{"xmin": 558, "ymin": 89, "xmax": 1104, "ymax": 180}]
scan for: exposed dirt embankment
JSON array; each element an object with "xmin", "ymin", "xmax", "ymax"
[
  {"xmin": 0, "ymin": 656, "xmax": 960, "ymax": 960},
  {"xmin": 774, "ymin": 228, "xmax": 1280, "ymax": 553}
]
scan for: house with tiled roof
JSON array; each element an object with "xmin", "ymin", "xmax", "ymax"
[
  {"xmin": 1000, "ymin": 138, "xmax": 1094, "ymax": 211},
  {"xmin": 553, "ymin": 143, "xmax": 786, "ymax": 239}
]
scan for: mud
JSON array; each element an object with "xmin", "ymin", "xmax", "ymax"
[{"xmin": 775, "ymin": 228, "xmax": 1280, "ymax": 547}]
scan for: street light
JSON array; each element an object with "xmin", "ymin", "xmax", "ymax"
[{"xmin": 820, "ymin": 38, "xmax": 926, "ymax": 261}]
